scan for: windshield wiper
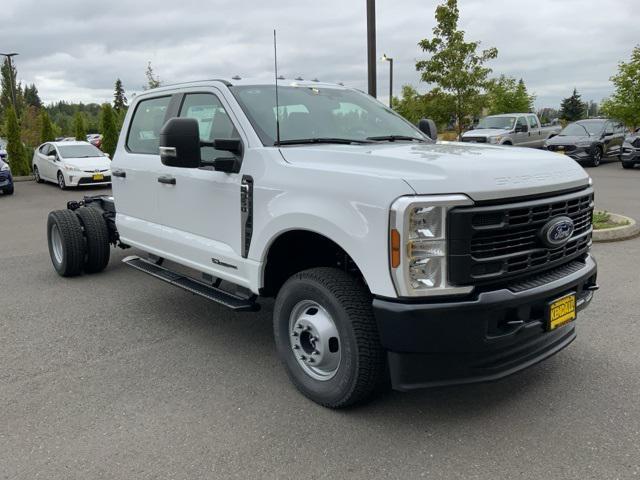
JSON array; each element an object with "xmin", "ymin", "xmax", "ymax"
[
  {"xmin": 366, "ymin": 135, "xmax": 427, "ymax": 143},
  {"xmin": 276, "ymin": 137, "xmax": 373, "ymax": 146}
]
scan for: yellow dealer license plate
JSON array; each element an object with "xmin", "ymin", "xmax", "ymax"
[
  {"xmin": 548, "ymin": 293, "xmax": 576, "ymax": 330},
  {"xmin": 92, "ymin": 173, "xmax": 104, "ymax": 181}
]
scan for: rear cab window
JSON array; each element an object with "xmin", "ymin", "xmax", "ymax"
[{"xmin": 126, "ymin": 96, "xmax": 172, "ymax": 154}]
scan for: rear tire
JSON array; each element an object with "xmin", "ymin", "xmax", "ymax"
[
  {"xmin": 47, "ymin": 210, "xmax": 85, "ymax": 277},
  {"xmin": 76, "ymin": 207, "xmax": 111, "ymax": 273},
  {"xmin": 273, "ymin": 267, "xmax": 386, "ymax": 408}
]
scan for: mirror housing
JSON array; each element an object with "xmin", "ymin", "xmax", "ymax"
[
  {"xmin": 47, "ymin": 154, "xmax": 58, "ymax": 162},
  {"xmin": 418, "ymin": 118, "xmax": 437, "ymax": 141},
  {"xmin": 159, "ymin": 117, "xmax": 201, "ymax": 168}
]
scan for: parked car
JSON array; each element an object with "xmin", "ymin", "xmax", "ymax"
[
  {"xmin": 86, "ymin": 133, "xmax": 103, "ymax": 149},
  {"xmin": 621, "ymin": 127, "xmax": 640, "ymax": 169},
  {"xmin": 32, "ymin": 141, "xmax": 112, "ymax": 189},
  {"xmin": 44, "ymin": 78, "xmax": 597, "ymax": 408},
  {"xmin": 461, "ymin": 113, "xmax": 561, "ymax": 147},
  {"xmin": 543, "ymin": 119, "xmax": 626, "ymax": 167},
  {"xmin": 0, "ymin": 155, "xmax": 14, "ymax": 195}
]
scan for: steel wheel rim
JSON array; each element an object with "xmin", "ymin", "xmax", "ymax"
[
  {"xmin": 288, "ymin": 300, "xmax": 341, "ymax": 381},
  {"xmin": 51, "ymin": 224, "xmax": 63, "ymax": 264}
]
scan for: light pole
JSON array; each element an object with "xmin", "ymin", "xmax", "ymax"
[
  {"xmin": 366, "ymin": 0, "xmax": 376, "ymax": 97},
  {"xmin": 0, "ymin": 52, "xmax": 19, "ymax": 111},
  {"xmin": 381, "ymin": 54, "xmax": 393, "ymax": 108}
]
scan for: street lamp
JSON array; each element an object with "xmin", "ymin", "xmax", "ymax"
[
  {"xmin": 366, "ymin": 0, "xmax": 377, "ymax": 97},
  {"xmin": 0, "ymin": 52, "xmax": 19, "ymax": 111},
  {"xmin": 381, "ymin": 53, "xmax": 393, "ymax": 108}
]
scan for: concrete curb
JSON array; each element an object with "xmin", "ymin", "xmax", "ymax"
[
  {"xmin": 14, "ymin": 175, "xmax": 34, "ymax": 182},
  {"xmin": 593, "ymin": 213, "xmax": 640, "ymax": 242}
]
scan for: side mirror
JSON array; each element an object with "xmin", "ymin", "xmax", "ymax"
[
  {"xmin": 418, "ymin": 118, "xmax": 437, "ymax": 141},
  {"xmin": 159, "ymin": 117, "xmax": 201, "ymax": 168},
  {"xmin": 516, "ymin": 124, "xmax": 528, "ymax": 133},
  {"xmin": 47, "ymin": 154, "xmax": 58, "ymax": 161}
]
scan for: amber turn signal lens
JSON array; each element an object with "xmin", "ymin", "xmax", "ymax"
[{"xmin": 390, "ymin": 228, "xmax": 401, "ymax": 268}]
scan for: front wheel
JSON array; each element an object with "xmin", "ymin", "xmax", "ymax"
[
  {"xmin": 33, "ymin": 165, "xmax": 44, "ymax": 183},
  {"xmin": 273, "ymin": 267, "xmax": 386, "ymax": 408},
  {"xmin": 622, "ymin": 162, "xmax": 635, "ymax": 169},
  {"xmin": 3, "ymin": 185, "xmax": 14, "ymax": 195},
  {"xmin": 588, "ymin": 147, "xmax": 602, "ymax": 167},
  {"xmin": 57, "ymin": 171, "xmax": 67, "ymax": 189}
]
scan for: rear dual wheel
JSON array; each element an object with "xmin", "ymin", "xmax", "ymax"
[{"xmin": 47, "ymin": 207, "xmax": 110, "ymax": 277}]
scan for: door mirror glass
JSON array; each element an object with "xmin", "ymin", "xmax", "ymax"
[
  {"xmin": 159, "ymin": 117, "xmax": 201, "ymax": 168},
  {"xmin": 417, "ymin": 118, "xmax": 437, "ymax": 140}
]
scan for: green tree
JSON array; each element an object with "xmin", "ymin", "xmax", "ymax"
[
  {"xmin": 113, "ymin": 78, "xmax": 127, "ymax": 112},
  {"xmin": 24, "ymin": 83, "xmax": 42, "ymax": 108},
  {"xmin": 559, "ymin": 88, "xmax": 587, "ymax": 122},
  {"xmin": 144, "ymin": 62, "xmax": 161, "ymax": 90},
  {"xmin": 393, "ymin": 85, "xmax": 455, "ymax": 129},
  {"xmin": 487, "ymin": 76, "xmax": 534, "ymax": 114},
  {"xmin": 4, "ymin": 105, "xmax": 29, "ymax": 175},
  {"xmin": 100, "ymin": 103, "xmax": 118, "ymax": 157},
  {"xmin": 73, "ymin": 112, "xmax": 86, "ymax": 141},
  {"xmin": 415, "ymin": 0, "xmax": 498, "ymax": 138},
  {"xmin": 1, "ymin": 58, "xmax": 18, "ymax": 116},
  {"xmin": 40, "ymin": 110, "xmax": 54, "ymax": 143},
  {"xmin": 600, "ymin": 46, "xmax": 640, "ymax": 129}
]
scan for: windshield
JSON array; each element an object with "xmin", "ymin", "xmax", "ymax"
[
  {"xmin": 57, "ymin": 144, "xmax": 104, "ymax": 158},
  {"xmin": 230, "ymin": 85, "xmax": 428, "ymax": 145},
  {"xmin": 560, "ymin": 122, "xmax": 604, "ymax": 136},
  {"xmin": 476, "ymin": 116, "xmax": 516, "ymax": 130}
]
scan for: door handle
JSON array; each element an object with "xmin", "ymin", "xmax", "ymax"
[
  {"xmin": 157, "ymin": 175, "xmax": 176, "ymax": 185},
  {"xmin": 112, "ymin": 170, "xmax": 126, "ymax": 178}
]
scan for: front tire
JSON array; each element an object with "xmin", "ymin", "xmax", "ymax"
[
  {"xmin": 588, "ymin": 147, "xmax": 602, "ymax": 167},
  {"xmin": 33, "ymin": 165, "xmax": 44, "ymax": 183},
  {"xmin": 3, "ymin": 185, "xmax": 14, "ymax": 195},
  {"xmin": 47, "ymin": 210, "xmax": 85, "ymax": 277},
  {"xmin": 622, "ymin": 162, "xmax": 635, "ymax": 169},
  {"xmin": 57, "ymin": 171, "xmax": 67, "ymax": 189},
  {"xmin": 273, "ymin": 267, "xmax": 386, "ymax": 408},
  {"xmin": 76, "ymin": 207, "xmax": 111, "ymax": 273}
]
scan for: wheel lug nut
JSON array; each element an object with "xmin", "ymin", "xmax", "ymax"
[
  {"xmin": 292, "ymin": 332, "xmax": 299, "ymax": 337},
  {"xmin": 293, "ymin": 345, "xmax": 300, "ymax": 350},
  {"xmin": 313, "ymin": 350, "xmax": 319, "ymax": 355},
  {"xmin": 307, "ymin": 358, "xmax": 314, "ymax": 363},
  {"xmin": 296, "ymin": 324, "xmax": 303, "ymax": 329}
]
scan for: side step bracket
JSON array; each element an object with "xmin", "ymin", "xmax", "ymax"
[{"xmin": 123, "ymin": 256, "xmax": 259, "ymax": 311}]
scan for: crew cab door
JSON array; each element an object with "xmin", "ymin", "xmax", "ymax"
[
  {"xmin": 154, "ymin": 90, "xmax": 245, "ymax": 278},
  {"xmin": 526, "ymin": 115, "xmax": 542, "ymax": 147}
]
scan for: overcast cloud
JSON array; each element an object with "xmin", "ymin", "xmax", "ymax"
[{"xmin": 2, "ymin": 0, "xmax": 637, "ymax": 109}]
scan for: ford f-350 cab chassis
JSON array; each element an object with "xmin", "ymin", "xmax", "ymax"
[{"xmin": 46, "ymin": 78, "xmax": 598, "ymax": 408}]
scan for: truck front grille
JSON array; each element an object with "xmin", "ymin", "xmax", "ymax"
[
  {"xmin": 448, "ymin": 188, "xmax": 593, "ymax": 287},
  {"xmin": 461, "ymin": 137, "xmax": 487, "ymax": 143}
]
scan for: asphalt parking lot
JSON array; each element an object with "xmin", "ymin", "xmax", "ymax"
[{"xmin": 1, "ymin": 161, "xmax": 639, "ymax": 479}]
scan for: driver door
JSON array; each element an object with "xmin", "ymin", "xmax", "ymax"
[
  {"xmin": 514, "ymin": 116, "xmax": 529, "ymax": 145},
  {"xmin": 154, "ymin": 90, "xmax": 245, "ymax": 277}
]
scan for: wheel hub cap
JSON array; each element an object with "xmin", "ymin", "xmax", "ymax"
[
  {"xmin": 289, "ymin": 300, "xmax": 341, "ymax": 381},
  {"xmin": 51, "ymin": 224, "xmax": 63, "ymax": 264}
]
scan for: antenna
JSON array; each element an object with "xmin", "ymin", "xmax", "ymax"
[{"xmin": 273, "ymin": 30, "xmax": 281, "ymax": 147}]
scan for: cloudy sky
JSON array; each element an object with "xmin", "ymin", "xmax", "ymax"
[{"xmin": 2, "ymin": 0, "xmax": 637, "ymax": 109}]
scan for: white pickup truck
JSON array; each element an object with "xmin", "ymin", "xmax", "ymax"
[
  {"xmin": 46, "ymin": 78, "xmax": 598, "ymax": 408},
  {"xmin": 462, "ymin": 113, "xmax": 561, "ymax": 147}
]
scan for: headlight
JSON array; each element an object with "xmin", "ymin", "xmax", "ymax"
[
  {"xmin": 576, "ymin": 140, "xmax": 592, "ymax": 147},
  {"xmin": 488, "ymin": 136, "xmax": 501, "ymax": 144},
  {"xmin": 63, "ymin": 164, "xmax": 79, "ymax": 172},
  {"xmin": 389, "ymin": 195, "xmax": 475, "ymax": 297}
]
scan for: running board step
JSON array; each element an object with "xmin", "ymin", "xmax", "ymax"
[{"xmin": 123, "ymin": 256, "xmax": 258, "ymax": 311}]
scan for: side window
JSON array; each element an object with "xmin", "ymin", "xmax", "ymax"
[
  {"xmin": 126, "ymin": 96, "xmax": 171, "ymax": 154},
  {"xmin": 516, "ymin": 117, "xmax": 528, "ymax": 130},
  {"xmin": 527, "ymin": 115, "xmax": 538, "ymax": 129},
  {"xmin": 179, "ymin": 93, "xmax": 240, "ymax": 162},
  {"xmin": 39, "ymin": 144, "xmax": 50, "ymax": 155}
]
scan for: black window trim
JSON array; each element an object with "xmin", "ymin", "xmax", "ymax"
[{"xmin": 124, "ymin": 94, "xmax": 174, "ymax": 155}]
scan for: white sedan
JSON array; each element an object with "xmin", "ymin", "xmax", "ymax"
[{"xmin": 32, "ymin": 141, "xmax": 112, "ymax": 189}]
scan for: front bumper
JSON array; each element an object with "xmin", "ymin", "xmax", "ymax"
[
  {"xmin": 65, "ymin": 171, "xmax": 112, "ymax": 187},
  {"xmin": 546, "ymin": 145, "xmax": 593, "ymax": 162},
  {"xmin": 373, "ymin": 255, "xmax": 597, "ymax": 391},
  {"xmin": 621, "ymin": 148, "xmax": 640, "ymax": 164}
]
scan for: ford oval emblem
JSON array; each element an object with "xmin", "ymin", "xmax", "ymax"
[{"xmin": 540, "ymin": 216, "xmax": 575, "ymax": 248}]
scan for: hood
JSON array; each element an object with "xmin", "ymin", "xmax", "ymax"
[
  {"xmin": 546, "ymin": 134, "xmax": 592, "ymax": 145},
  {"xmin": 463, "ymin": 128, "xmax": 511, "ymax": 138},
  {"xmin": 63, "ymin": 156, "xmax": 111, "ymax": 170},
  {"xmin": 279, "ymin": 142, "xmax": 589, "ymax": 202}
]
